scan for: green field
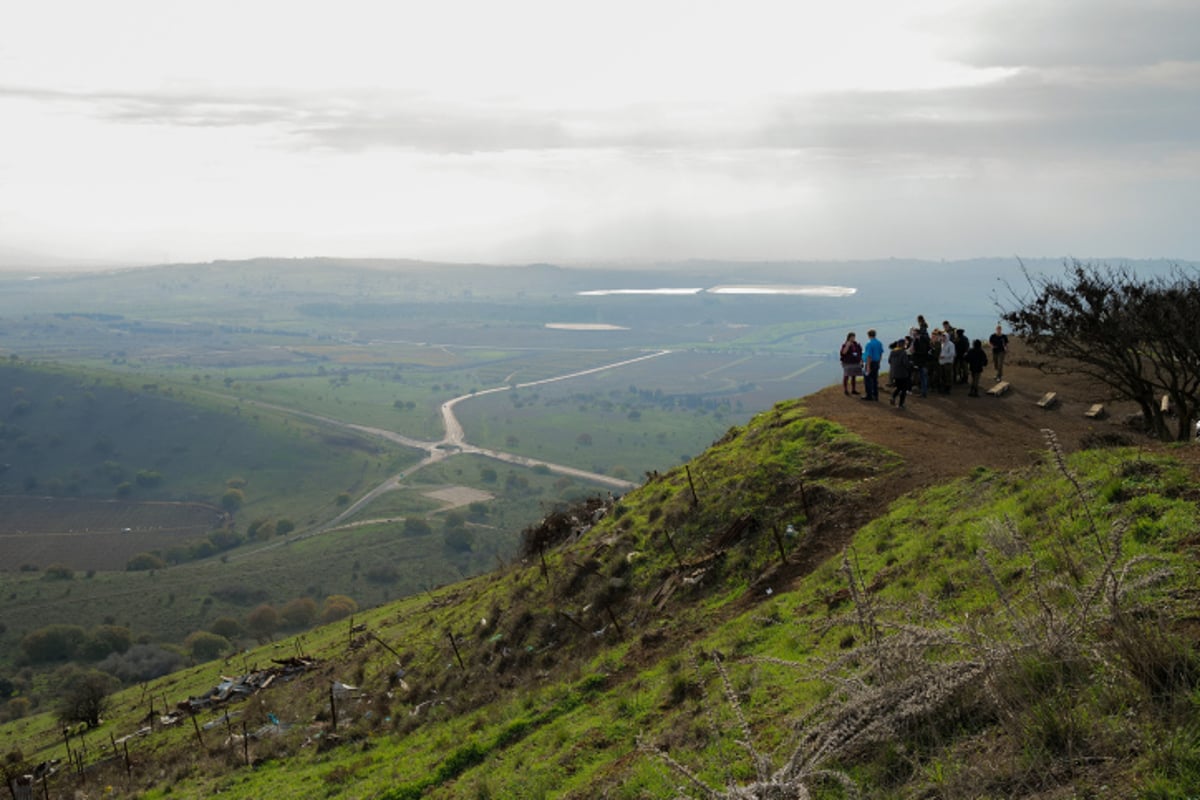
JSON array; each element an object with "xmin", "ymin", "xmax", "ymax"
[{"xmin": 0, "ymin": 256, "xmax": 1025, "ymax": 708}]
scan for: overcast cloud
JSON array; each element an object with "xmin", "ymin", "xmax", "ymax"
[{"xmin": 0, "ymin": 0, "xmax": 1196, "ymax": 266}]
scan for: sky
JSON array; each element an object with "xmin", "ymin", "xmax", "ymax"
[{"xmin": 1, "ymin": 0, "xmax": 1198, "ymax": 267}]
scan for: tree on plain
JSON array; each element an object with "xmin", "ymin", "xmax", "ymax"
[
  {"xmin": 1001, "ymin": 260, "xmax": 1200, "ymax": 441},
  {"xmin": 53, "ymin": 666, "xmax": 119, "ymax": 728},
  {"xmin": 245, "ymin": 604, "xmax": 280, "ymax": 643}
]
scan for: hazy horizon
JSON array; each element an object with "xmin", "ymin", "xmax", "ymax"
[{"xmin": 3, "ymin": 1, "xmax": 1198, "ymax": 267}]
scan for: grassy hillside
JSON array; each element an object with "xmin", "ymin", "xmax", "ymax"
[
  {"xmin": 0, "ymin": 361, "xmax": 418, "ymax": 519},
  {"xmin": 0, "ymin": 361, "xmax": 619, "ymax": 666},
  {"xmin": 3, "ymin": 397, "xmax": 1197, "ymax": 798}
]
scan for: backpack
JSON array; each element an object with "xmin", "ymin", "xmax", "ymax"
[{"xmin": 913, "ymin": 333, "xmax": 930, "ymax": 363}]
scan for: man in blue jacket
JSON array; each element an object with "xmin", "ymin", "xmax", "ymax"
[{"xmin": 862, "ymin": 329, "xmax": 884, "ymax": 402}]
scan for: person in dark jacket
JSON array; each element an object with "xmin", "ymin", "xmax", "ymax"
[
  {"xmin": 989, "ymin": 324, "xmax": 1009, "ymax": 382},
  {"xmin": 888, "ymin": 339, "xmax": 913, "ymax": 409},
  {"xmin": 840, "ymin": 332, "xmax": 863, "ymax": 395},
  {"xmin": 911, "ymin": 325, "xmax": 931, "ymax": 397},
  {"xmin": 954, "ymin": 329, "xmax": 970, "ymax": 384},
  {"xmin": 965, "ymin": 339, "xmax": 989, "ymax": 397}
]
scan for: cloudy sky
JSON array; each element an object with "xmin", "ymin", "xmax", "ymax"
[{"xmin": 1, "ymin": 0, "xmax": 1197, "ymax": 266}]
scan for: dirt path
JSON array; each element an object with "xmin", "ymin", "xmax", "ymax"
[
  {"xmin": 802, "ymin": 339, "xmax": 1171, "ymax": 499},
  {"xmin": 752, "ymin": 339, "xmax": 1200, "ymax": 599}
]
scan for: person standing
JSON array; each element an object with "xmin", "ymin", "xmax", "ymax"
[
  {"xmin": 989, "ymin": 324, "xmax": 1009, "ymax": 382},
  {"xmin": 911, "ymin": 325, "xmax": 931, "ymax": 397},
  {"xmin": 954, "ymin": 329, "xmax": 970, "ymax": 384},
  {"xmin": 938, "ymin": 329, "xmax": 956, "ymax": 394},
  {"xmin": 840, "ymin": 332, "xmax": 863, "ymax": 395},
  {"xmin": 965, "ymin": 339, "xmax": 989, "ymax": 397},
  {"xmin": 862, "ymin": 329, "xmax": 884, "ymax": 401},
  {"xmin": 928, "ymin": 330, "xmax": 943, "ymax": 394},
  {"xmin": 888, "ymin": 340, "xmax": 913, "ymax": 409}
]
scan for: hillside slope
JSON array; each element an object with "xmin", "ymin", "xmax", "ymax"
[{"xmin": 2, "ymin": 362, "xmax": 1198, "ymax": 799}]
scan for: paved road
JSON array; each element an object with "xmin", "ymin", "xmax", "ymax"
[{"xmin": 229, "ymin": 350, "xmax": 673, "ymax": 544}]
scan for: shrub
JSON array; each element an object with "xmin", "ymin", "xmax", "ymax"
[
  {"xmin": 364, "ymin": 565, "xmax": 399, "ymax": 584},
  {"xmin": 96, "ymin": 644, "xmax": 184, "ymax": 683},
  {"xmin": 77, "ymin": 625, "xmax": 133, "ymax": 661},
  {"xmin": 246, "ymin": 604, "xmax": 280, "ymax": 641},
  {"xmin": 126, "ymin": 552, "xmax": 166, "ymax": 571},
  {"xmin": 403, "ymin": 518, "xmax": 432, "ymax": 537},
  {"xmin": 184, "ymin": 631, "xmax": 230, "ymax": 661},
  {"xmin": 220, "ymin": 488, "xmax": 244, "ymax": 512},
  {"xmin": 207, "ymin": 528, "xmax": 244, "ymax": 552},
  {"xmin": 135, "ymin": 469, "xmax": 163, "ymax": 488},
  {"xmin": 53, "ymin": 666, "xmax": 119, "ymax": 727},
  {"xmin": 19, "ymin": 624, "xmax": 86, "ymax": 663},
  {"xmin": 321, "ymin": 595, "xmax": 358, "ymax": 623},
  {"xmin": 279, "ymin": 597, "xmax": 318, "ymax": 629},
  {"xmin": 444, "ymin": 528, "xmax": 474, "ymax": 553},
  {"xmin": 0, "ymin": 697, "xmax": 30, "ymax": 723},
  {"xmin": 210, "ymin": 584, "xmax": 268, "ymax": 605},
  {"xmin": 208, "ymin": 616, "xmax": 243, "ymax": 640},
  {"xmin": 42, "ymin": 563, "xmax": 74, "ymax": 580}
]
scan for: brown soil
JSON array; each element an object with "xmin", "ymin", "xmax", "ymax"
[
  {"xmin": 759, "ymin": 340, "xmax": 1200, "ymax": 595},
  {"xmin": 804, "ymin": 339, "xmax": 1164, "ymax": 495}
]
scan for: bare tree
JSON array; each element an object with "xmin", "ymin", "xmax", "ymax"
[{"xmin": 1000, "ymin": 260, "xmax": 1200, "ymax": 441}]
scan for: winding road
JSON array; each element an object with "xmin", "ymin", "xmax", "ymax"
[{"xmin": 234, "ymin": 350, "xmax": 673, "ymax": 540}]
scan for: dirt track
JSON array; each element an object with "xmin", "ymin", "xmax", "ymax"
[{"xmin": 801, "ymin": 339, "xmax": 1193, "ymax": 506}]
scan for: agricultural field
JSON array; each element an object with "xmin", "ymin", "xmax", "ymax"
[
  {"xmin": 0, "ymin": 496, "xmax": 223, "ymax": 571},
  {"xmin": 0, "ymin": 256, "xmax": 1017, "ymax": 672},
  {"xmin": 452, "ymin": 350, "xmax": 827, "ymax": 475},
  {"xmin": 0, "ymin": 360, "xmax": 423, "ymax": 550}
]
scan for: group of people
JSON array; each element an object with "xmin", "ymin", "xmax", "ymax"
[{"xmin": 838, "ymin": 316, "xmax": 1009, "ymax": 410}]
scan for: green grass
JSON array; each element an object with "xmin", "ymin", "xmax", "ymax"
[
  {"xmin": 0, "ymin": 361, "xmax": 418, "ymax": 521},
  {"xmin": 5, "ymin": 426, "xmax": 1199, "ymax": 798}
]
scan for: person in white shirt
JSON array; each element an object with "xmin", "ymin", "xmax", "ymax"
[{"xmin": 938, "ymin": 329, "xmax": 956, "ymax": 394}]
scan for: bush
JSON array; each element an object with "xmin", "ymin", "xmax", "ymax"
[
  {"xmin": 403, "ymin": 518, "xmax": 432, "ymax": 537},
  {"xmin": 42, "ymin": 563, "xmax": 74, "ymax": 580},
  {"xmin": 246, "ymin": 604, "xmax": 280, "ymax": 641},
  {"xmin": 321, "ymin": 595, "xmax": 358, "ymax": 623},
  {"xmin": 0, "ymin": 697, "xmax": 30, "ymax": 723},
  {"xmin": 135, "ymin": 469, "xmax": 163, "ymax": 488},
  {"xmin": 220, "ymin": 488, "xmax": 244, "ymax": 512},
  {"xmin": 96, "ymin": 644, "xmax": 184, "ymax": 683},
  {"xmin": 246, "ymin": 518, "xmax": 274, "ymax": 540},
  {"xmin": 210, "ymin": 584, "xmax": 268, "ymax": 606},
  {"xmin": 184, "ymin": 631, "xmax": 230, "ymax": 661},
  {"xmin": 126, "ymin": 552, "xmax": 166, "ymax": 571},
  {"xmin": 19, "ymin": 624, "xmax": 86, "ymax": 663},
  {"xmin": 208, "ymin": 616, "xmax": 243, "ymax": 640},
  {"xmin": 364, "ymin": 565, "xmax": 399, "ymax": 584},
  {"xmin": 444, "ymin": 528, "xmax": 474, "ymax": 553},
  {"xmin": 207, "ymin": 528, "xmax": 244, "ymax": 552},
  {"xmin": 53, "ymin": 666, "xmax": 119, "ymax": 728},
  {"xmin": 77, "ymin": 625, "xmax": 133, "ymax": 661},
  {"xmin": 279, "ymin": 597, "xmax": 318, "ymax": 629}
]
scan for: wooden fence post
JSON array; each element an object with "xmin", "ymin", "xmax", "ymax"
[{"xmin": 329, "ymin": 683, "xmax": 338, "ymax": 732}]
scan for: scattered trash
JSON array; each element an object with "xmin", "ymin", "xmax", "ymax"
[
  {"xmin": 331, "ymin": 681, "xmax": 359, "ymax": 699},
  {"xmin": 181, "ymin": 656, "xmax": 317, "ymax": 712},
  {"xmin": 201, "ymin": 710, "xmax": 243, "ymax": 730}
]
